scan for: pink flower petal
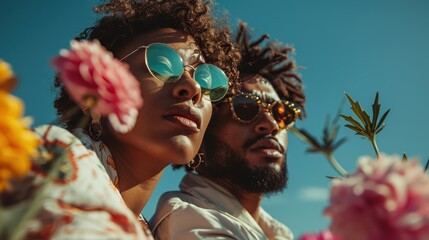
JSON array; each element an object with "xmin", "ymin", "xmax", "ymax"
[
  {"xmin": 300, "ymin": 229, "xmax": 340, "ymax": 240},
  {"xmin": 52, "ymin": 40, "xmax": 143, "ymax": 133},
  {"xmin": 325, "ymin": 154, "xmax": 429, "ymax": 240}
]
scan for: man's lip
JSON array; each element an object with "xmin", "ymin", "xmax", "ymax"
[
  {"xmin": 162, "ymin": 104, "xmax": 202, "ymax": 131},
  {"xmin": 248, "ymin": 137, "xmax": 284, "ymax": 153}
]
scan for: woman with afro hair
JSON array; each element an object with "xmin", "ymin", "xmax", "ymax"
[{"xmin": 3, "ymin": 0, "xmax": 240, "ymax": 239}]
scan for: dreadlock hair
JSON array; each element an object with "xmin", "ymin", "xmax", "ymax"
[
  {"xmin": 54, "ymin": 0, "xmax": 241, "ymax": 130},
  {"xmin": 235, "ymin": 22, "xmax": 306, "ymax": 118}
]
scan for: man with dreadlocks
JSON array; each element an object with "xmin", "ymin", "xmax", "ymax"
[{"xmin": 150, "ymin": 23, "xmax": 306, "ymax": 239}]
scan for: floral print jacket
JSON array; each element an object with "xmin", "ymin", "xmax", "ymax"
[{"xmin": 1, "ymin": 125, "xmax": 152, "ymax": 239}]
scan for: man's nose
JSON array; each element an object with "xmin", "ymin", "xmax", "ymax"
[{"xmin": 253, "ymin": 110, "xmax": 279, "ymax": 136}]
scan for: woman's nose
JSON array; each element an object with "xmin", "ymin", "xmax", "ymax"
[{"xmin": 171, "ymin": 71, "xmax": 203, "ymax": 105}]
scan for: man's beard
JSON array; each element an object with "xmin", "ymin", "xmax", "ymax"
[{"xmin": 204, "ymin": 134, "xmax": 288, "ymax": 196}]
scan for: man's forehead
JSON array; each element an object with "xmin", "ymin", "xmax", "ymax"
[{"xmin": 241, "ymin": 75, "xmax": 279, "ymax": 101}]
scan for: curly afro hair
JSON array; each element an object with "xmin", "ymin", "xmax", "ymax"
[
  {"xmin": 235, "ymin": 22, "xmax": 306, "ymax": 119},
  {"xmin": 54, "ymin": 0, "xmax": 241, "ymax": 130}
]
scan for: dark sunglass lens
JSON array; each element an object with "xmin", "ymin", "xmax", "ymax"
[
  {"xmin": 146, "ymin": 44, "xmax": 183, "ymax": 82},
  {"xmin": 272, "ymin": 102, "xmax": 296, "ymax": 129},
  {"xmin": 232, "ymin": 96, "xmax": 259, "ymax": 122},
  {"xmin": 194, "ymin": 64, "xmax": 229, "ymax": 102}
]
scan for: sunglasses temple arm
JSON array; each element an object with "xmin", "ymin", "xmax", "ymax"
[{"xmin": 120, "ymin": 46, "xmax": 146, "ymax": 61}]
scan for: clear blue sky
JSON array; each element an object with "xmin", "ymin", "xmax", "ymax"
[{"xmin": 1, "ymin": 0, "xmax": 428, "ymax": 237}]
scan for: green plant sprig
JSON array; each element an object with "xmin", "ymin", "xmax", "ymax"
[
  {"xmin": 290, "ymin": 104, "xmax": 348, "ymax": 177},
  {"xmin": 340, "ymin": 92, "xmax": 390, "ymax": 158}
]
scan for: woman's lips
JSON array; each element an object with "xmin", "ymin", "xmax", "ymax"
[{"xmin": 162, "ymin": 104, "xmax": 202, "ymax": 132}]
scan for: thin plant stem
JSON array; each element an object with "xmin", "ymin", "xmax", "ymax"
[
  {"xmin": 326, "ymin": 153, "xmax": 348, "ymax": 177},
  {"xmin": 370, "ymin": 137, "xmax": 380, "ymax": 158}
]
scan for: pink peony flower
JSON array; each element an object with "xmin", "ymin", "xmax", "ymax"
[
  {"xmin": 325, "ymin": 154, "xmax": 429, "ymax": 240},
  {"xmin": 52, "ymin": 40, "xmax": 143, "ymax": 133},
  {"xmin": 299, "ymin": 229, "xmax": 340, "ymax": 240}
]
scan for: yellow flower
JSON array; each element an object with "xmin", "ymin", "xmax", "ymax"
[
  {"xmin": 0, "ymin": 60, "xmax": 13, "ymax": 86},
  {"xmin": 0, "ymin": 91, "xmax": 39, "ymax": 191}
]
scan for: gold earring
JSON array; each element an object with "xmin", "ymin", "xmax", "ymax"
[{"xmin": 187, "ymin": 153, "xmax": 204, "ymax": 171}]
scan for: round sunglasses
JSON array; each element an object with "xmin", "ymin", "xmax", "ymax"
[
  {"xmin": 224, "ymin": 93, "xmax": 300, "ymax": 130},
  {"xmin": 120, "ymin": 43, "xmax": 229, "ymax": 102}
]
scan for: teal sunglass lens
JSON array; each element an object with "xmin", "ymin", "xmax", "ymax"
[
  {"xmin": 194, "ymin": 64, "xmax": 228, "ymax": 102},
  {"xmin": 146, "ymin": 44, "xmax": 183, "ymax": 82}
]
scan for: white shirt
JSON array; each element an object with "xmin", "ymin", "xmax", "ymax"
[{"xmin": 150, "ymin": 173, "xmax": 293, "ymax": 240}]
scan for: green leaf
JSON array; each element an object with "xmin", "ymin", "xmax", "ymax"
[
  {"xmin": 340, "ymin": 115, "xmax": 365, "ymax": 131},
  {"xmin": 344, "ymin": 124, "xmax": 367, "ymax": 137},
  {"xmin": 376, "ymin": 124, "xmax": 386, "ymax": 134},
  {"xmin": 376, "ymin": 109, "xmax": 391, "ymax": 131},
  {"xmin": 332, "ymin": 137, "xmax": 347, "ymax": 151},
  {"xmin": 345, "ymin": 94, "xmax": 369, "ymax": 127},
  {"xmin": 326, "ymin": 176, "xmax": 343, "ymax": 180},
  {"xmin": 371, "ymin": 92, "xmax": 380, "ymax": 132},
  {"xmin": 290, "ymin": 127, "xmax": 322, "ymax": 149}
]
